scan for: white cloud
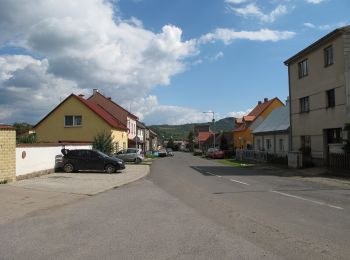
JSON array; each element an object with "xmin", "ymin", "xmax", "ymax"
[
  {"xmin": 128, "ymin": 95, "xmax": 214, "ymax": 125},
  {"xmin": 0, "ymin": 0, "xmax": 296, "ymax": 125},
  {"xmin": 303, "ymin": 21, "xmax": 348, "ymax": 31},
  {"xmin": 200, "ymin": 28, "xmax": 295, "ymax": 45},
  {"xmin": 229, "ymin": 3, "xmax": 288, "ymax": 23},
  {"xmin": 224, "ymin": 0, "xmax": 247, "ymax": 4},
  {"xmin": 0, "ymin": 0, "xmax": 198, "ymax": 123},
  {"xmin": 213, "ymin": 52, "xmax": 224, "ymax": 60},
  {"xmin": 306, "ymin": 0, "xmax": 324, "ymax": 4},
  {"xmin": 303, "ymin": 22, "xmax": 316, "ymax": 28},
  {"xmin": 227, "ymin": 108, "xmax": 252, "ymax": 118}
]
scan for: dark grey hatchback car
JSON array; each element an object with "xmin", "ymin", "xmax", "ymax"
[{"xmin": 57, "ymin": 149, "xmax": 125, "ymax": 173}]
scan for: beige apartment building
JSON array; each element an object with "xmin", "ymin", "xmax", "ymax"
[{"xmin": 284, "ymin": 26, "xmax": 350, "ymax": 165}]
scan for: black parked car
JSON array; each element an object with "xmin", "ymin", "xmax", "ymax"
[{"xmin": 58, "ymin": 149, "xmax": 125, "ymax": 173}]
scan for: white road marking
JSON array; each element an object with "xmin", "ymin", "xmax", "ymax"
[
  {"xmin": 206, "ymin": 171, "xmax": 216, "ymax": 176},
  {"xmin": 270, "ymin": 190, "xmax": 344, "ymax": 210},
  {"xmin": 217, "ymin": 175, "xmax": 222, "ymax": 178},
  {"xmin": 230, "ymin": 179, "xmax": 250, "ymax": 186}
]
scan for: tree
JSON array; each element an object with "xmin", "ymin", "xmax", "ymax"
[
  {"xmin": 220, "ymin": 134, "xmax": 228, "ymax": 150},
  {"xmin": 12, "ymin": 122, "xmax": 33, "ymax": 137},
  {"xmin": 167, "ymin": 138, "xmax": 175, "ymax": 149},
  {"xmin": 187, "ymin": 131, "xmax": 194, "ymax": 152},
  {"xmin": 92, "ymin": 131, "xmax": 115, "ymax": 155}
]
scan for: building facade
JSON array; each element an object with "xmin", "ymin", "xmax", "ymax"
[
  {"xmin": 35, "ymin": 94, "xmax": 128, "ymax": 149},
  {"xmin": 88, "ymin": 89, "xmax": 139, "ymax": 149},
  {"xmin": 284, "ymin": 25, "xmax": 350, "ymax": 165},
  {"xmin": 234, "ymin": 98, "xmax": 284, "ymax": 150},
  {"xmin": 253, "ymin": 105, "xmax": 289, "ymax": 155}
]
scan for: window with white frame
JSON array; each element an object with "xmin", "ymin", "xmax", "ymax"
[{"xmin": 64, "ymin": 115, "xmax": 82, "ymax": 127}]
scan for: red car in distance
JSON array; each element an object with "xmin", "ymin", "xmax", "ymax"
[{"xmin": 206, "ymin": 148, "xmax": 224, "ymax": 159}]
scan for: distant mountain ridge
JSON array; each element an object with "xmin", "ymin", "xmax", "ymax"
[{"xmin": 149, "ymin": 117, "xmax": 236, "ymax": 140}]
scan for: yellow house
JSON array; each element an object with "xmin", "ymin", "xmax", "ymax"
[
  {"xmin": 233, "ymin": 97, "xmax": 284, "ymax": 149},
  {"xmin": 35, "ymin": 94, "xmax": 128, "ymax": 149}
]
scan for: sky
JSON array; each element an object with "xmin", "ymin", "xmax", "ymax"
[{"xmin": 0, "ymin": 0, "xmax": 349, "ymax": 125}]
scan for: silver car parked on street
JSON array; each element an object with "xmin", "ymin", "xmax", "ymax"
[{"xmin": 114, "ymin": 148, "xmax": 144, "ymax": 163}]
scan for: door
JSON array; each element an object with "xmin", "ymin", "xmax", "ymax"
[{"xmin": 85, "ymin": 150, "xmax": 104, "ymax": 171}]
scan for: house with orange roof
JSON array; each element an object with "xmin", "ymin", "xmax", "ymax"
[
  {"xmin": 88, "ymin": 89, "xmax": 139, "ymax": 149},
  {"xmin": 233, "ymin": 97, "xmax": 284, "ymax": 150},
  {"xmin": 34, "ymin": 93, "xmax": 128, "ymax": 149}
]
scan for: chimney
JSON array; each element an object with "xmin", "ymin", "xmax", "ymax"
[
  {"xmin": 78, "ymin": 94, "xmax": 84, "ymax": 98},
  {"xmin": 93, "ymin": 89, "xmax": 99, "ymax": 95},
  {"xmin": 264, "ymin": 98, "xmax": 268, "ymax": 103},
  {"xmin": 258, "ymin": 101, "xmax": 262, "ymax": 105}
]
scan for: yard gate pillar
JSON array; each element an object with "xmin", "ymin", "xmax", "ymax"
[{"xmin": 0, "ymin": 126, "xmax": 16, "ymax": 183}]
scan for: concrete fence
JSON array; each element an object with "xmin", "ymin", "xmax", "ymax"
[
  {"xmin": 1, "ymin": 126, "xmax": 93, "ymax": 182},
  {"xmin": 16, "ymin": 143, "xmax": 92, "ymax": 179}
]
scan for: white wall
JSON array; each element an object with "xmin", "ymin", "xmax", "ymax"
[{"xmin": 16, "ymin": 144, "xmax": 91, "ymax": 177}]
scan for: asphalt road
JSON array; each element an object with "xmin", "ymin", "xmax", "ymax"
[
  {"xmin": 0, "ymin": 152, "xmax": 349, "ymax": 259},
  {"xmin": 150, "ymin": 152, "xmax": 350, "ymax": 260}
]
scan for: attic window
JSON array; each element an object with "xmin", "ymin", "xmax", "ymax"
[{"xmin": 65, "ymin": 115, "xmax": 82, "ymax": 127}]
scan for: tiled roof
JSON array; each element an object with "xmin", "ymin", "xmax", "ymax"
[
  {"xmin": 248, "ymin": 98, "xmax": 277, "ymax": 117},
  {"xmin": 35, "ymin": 94, "xmax": 127, "ymax": 131},
  {"xmin": 234, "ymin": 97, "xmax": 283, "ymax": 132},
  {"xmin": 243, "ymin": 116, "xmax": 255, "ymax": 122},
  {"xmin": 75, "ymin": 95, "xmax": 127, "ymax": 131},
  {"xmin": 89, "ymin": 92, "xmax": 138, "ymax": 120},
  {"xmin": 197, "ymin": 132, "xmax": 213, "ymax": 142},
  {"xmin": 0, "ymin": 125, "xmax": 14, "ymax": 130}
]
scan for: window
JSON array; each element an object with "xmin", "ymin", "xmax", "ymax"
[
  {"xmin": 324, "ymin": 45, "xmax": 333, "ymax": 67},
  {"xmin": 257, "ymin": 139, "xmax": 261, "ymax": 150},
  {"xmin": 279, "ymin": 139, "xmax": 285, "ymax": 152},
  {"xmin": 326, "ymin": 89, "xmax": 335, "ymax": 108},
  {"xmin": 298, "ymin": 59, "xmax": 308, "ymax": 78},
  {"xmin": 300, "ymin": 97, "xmax": 310, "ymax": 113},
  {"xmin": 266, "ymin": 139, "xmax": 272, "ymax": 151},
  {"xmin": 326, "ymin": 128, "xmax": 342, "ymax": 144},
  {"xmin": 301, "ymin": 135, "xmax": 311, "ymax": 148},
  {"xmin": 64, "ymin": 115, "xmax": 82, "ymax": 127}
]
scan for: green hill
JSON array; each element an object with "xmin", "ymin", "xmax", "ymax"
[{"xmin": 149, "ymin": 117, "xmax": 236, "ymax": 140}]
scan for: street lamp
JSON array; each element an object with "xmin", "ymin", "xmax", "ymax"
[{"xmin": 203, "ymin": 111, "xmax": 216, "ymax": 148}]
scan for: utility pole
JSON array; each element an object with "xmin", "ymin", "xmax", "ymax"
[{"xmin": 203, "ymin": 111, "xmax": 216, "ymax": 148}]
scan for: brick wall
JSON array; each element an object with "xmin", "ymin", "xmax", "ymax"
[{"xmin": 0, "ymin": 126, "xmax": 16, "ymax": 182}]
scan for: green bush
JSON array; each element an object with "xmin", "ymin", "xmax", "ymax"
[
  {"xmin": 17, "ymin": 133, "xmax": 37, "ymax": 144},
  {"xmin": 92, "ymin": 131, "xmax": 115, "ymax": 155}
]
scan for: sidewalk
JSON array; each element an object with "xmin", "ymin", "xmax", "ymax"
[
  {"xmin": 0, "ymin": 165, "xmax": 150, "ymax": 225},
  {"xmin": 10, "ymin": 165, "xmax": 150, "ymax": 196},
  {"xmin": 255, "ymin": 163, "xmax": 350, "ymax": 187}
]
